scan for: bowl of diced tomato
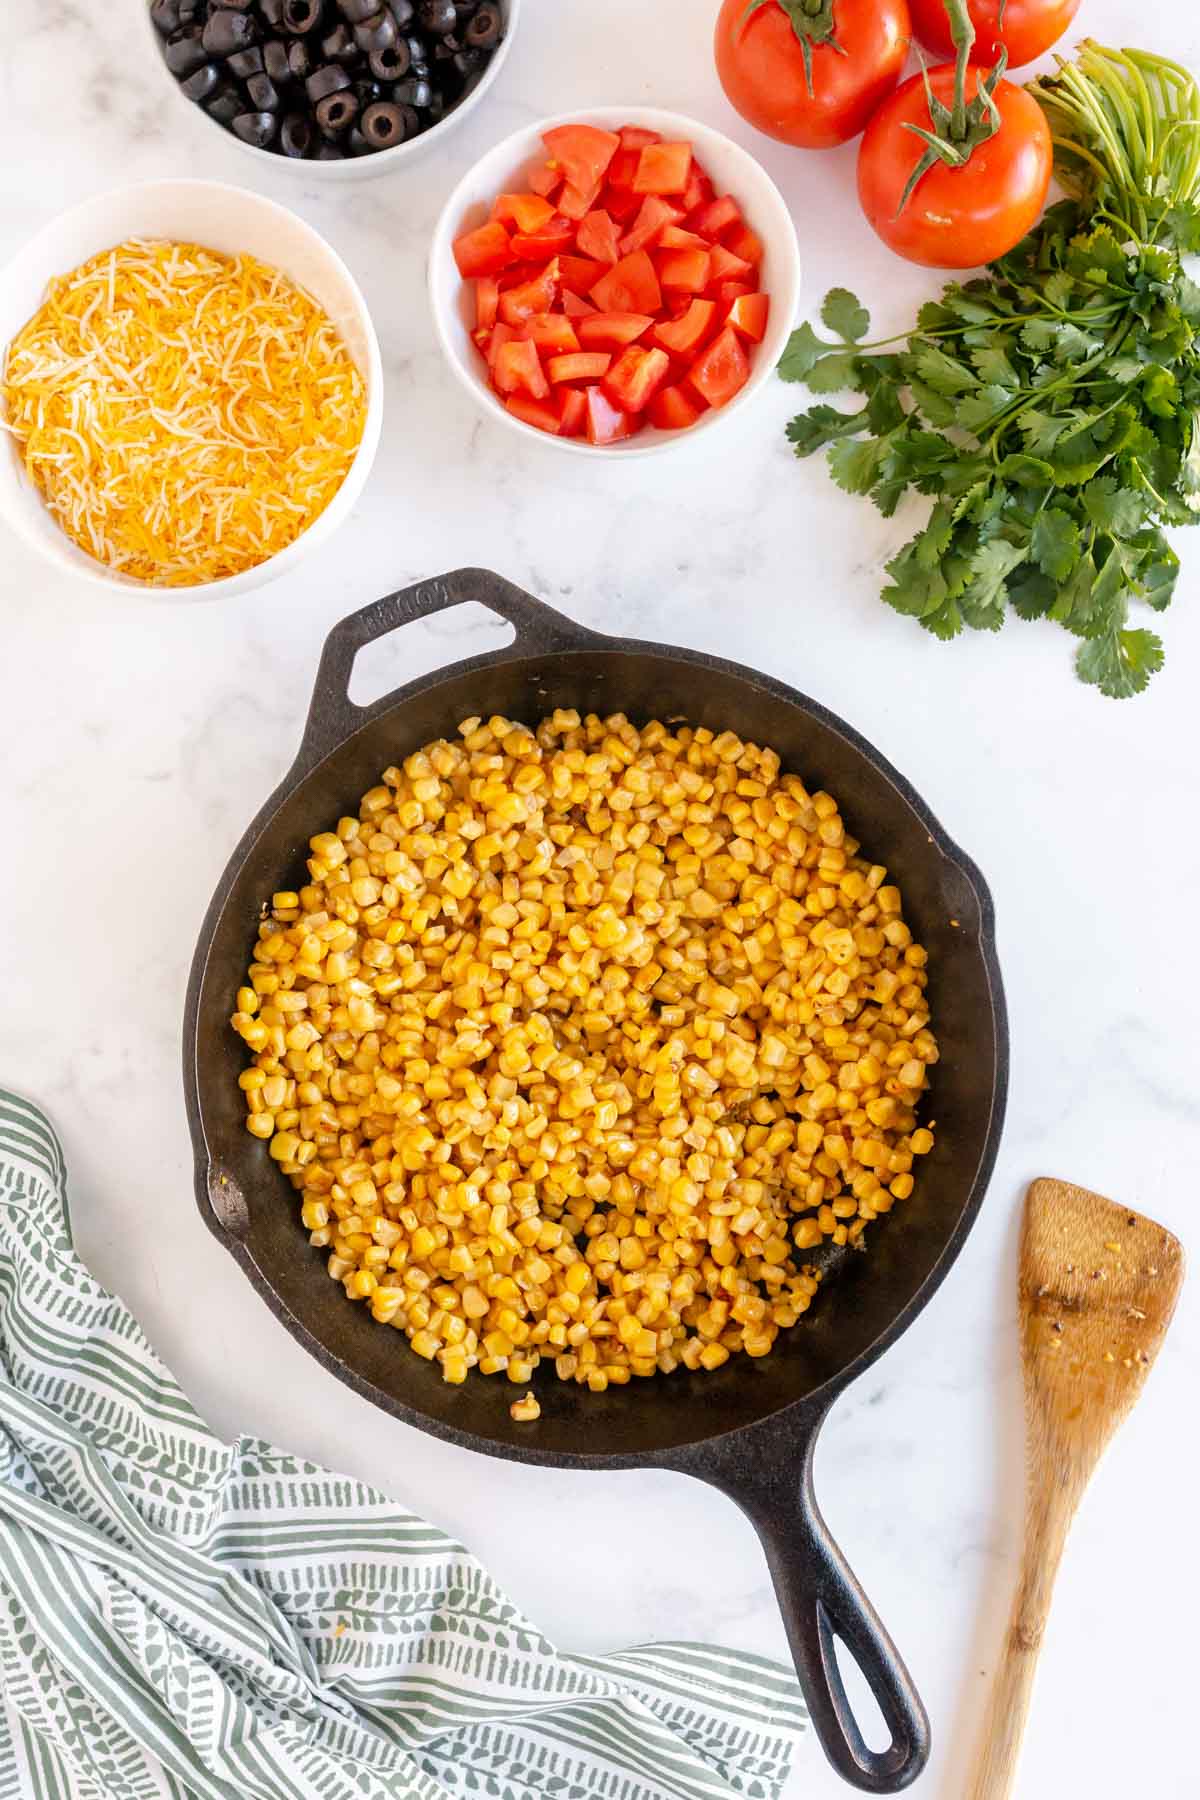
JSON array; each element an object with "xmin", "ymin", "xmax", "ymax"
[{"xmin": 429, "ymin": 107, "xmax": 801, "ymax": 453}]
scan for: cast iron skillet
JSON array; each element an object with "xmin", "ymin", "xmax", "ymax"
[{"xmin": 184, "ymin": 569, "xmax": 1007, "ymax": 1793}]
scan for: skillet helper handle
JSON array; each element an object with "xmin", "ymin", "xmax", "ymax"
[
  {"xmin": 710, "ymin": 1433, "xmax": 930, "ymax": 1793},
  {"xmin": 298, "ymin": 568, "xmax": 601, "ymax": 771}
]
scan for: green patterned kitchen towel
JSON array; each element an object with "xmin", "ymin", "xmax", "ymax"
[{"xmin": 0, "ymin": 1089, "xmax": 806, "ymax": 1800}]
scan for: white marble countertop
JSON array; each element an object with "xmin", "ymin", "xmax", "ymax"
[{"xmin": 1, "ymin": 0, "xmax": 1197, "ymax": 1793}]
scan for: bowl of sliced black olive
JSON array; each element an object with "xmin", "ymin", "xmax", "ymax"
[{"xmin": 146, "ymin": 0, "xmax": 518, "ymax": 173}]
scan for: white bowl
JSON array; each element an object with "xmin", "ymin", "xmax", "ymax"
[
  {"xmin": 0, "ymin": 178, "xmax": 382, "ymax": 600},
  {"xmin": 141, "ymin": 0, "xmax": 522, "ymax": 183},
  {"xmin": 428, "ymin": 106, "xmax": 802, "ymax": 458}
]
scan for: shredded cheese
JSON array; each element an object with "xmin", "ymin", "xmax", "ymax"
[{"xmin": 1, "ymin": 239, "xmax": 366, "ymax": 586}]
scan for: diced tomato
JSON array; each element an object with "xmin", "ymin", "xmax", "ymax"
[
  {"xmin": 558, "ymin": 179, "xmax": 603, "ymax": 222},
  {"xmin": 493, "ymin": 337, "xmax": 550, "ymax": 400},
  {"xmin": 558, "ymin": 386, "xmax": 588, "ymax": 436},
  {"xmin": 542, "ymin": 124, "xmax": 620, "ymax": 194},
  {"xmin": 511, "ymin": 216, "xmax": 576, "ymax": 258},
  {"xmin": 603, "ymin": 344, "xmax": 671, "ymax": 413},
  {"xmin": 603, "ymin": 184, "xmax": 642, "ymax": 223},
  {"xmin": 591, "ymin": 250, "xmax": 662, "ymax": 315},
  {"xmin": 499, "ymin": 259, "xmax": 560, "ymax": 324},
  {"xmin": 606, "ymin": 148, "xmax": 642, "ymax": 191},
  {"xmin": 727, "ymin": 292, "xmax": 770, "ymax": 342},
  {"xmin": 659, "ymin": 224, "xmax": 710, "ymax": 251},
  {"xmin": 505, "ymin": 392, "xmax": 562, "ymax": 434},
  {"xmin": 577, "ymin": 311, "xmax": 655, "ymax": 350},
  {"xmin": 492, "ymin": 192, "xmax": 555, "ymax": 232},
  {"xmin": 652, "ymin": 297, "xmax": 717, "ymax": 357},
  {"xmin": 633, "ymin": 141, "xmax": 694, "ymax": 195},
  {"xmin": 689, "ymin": 325, "xmax": 750, "ymax": 408},
  {"xmin": 620, "ymin": 196, "xmax": 683, "ymax": 256},
  {"xmin": 680, "ymin": 162, "xmax": 714, "ymax": 215},
  {"xmin": 576, "ymin": 208, "xmax": 621, "ymax": 265},
  {"xmin": 558, "ymin": 255, "xmax": 605, "ymax": 294},
  {"xmin": 648, "ymin": 383, "xmax": 705, "ymax": 430},
  {"xmin": 585, "ymin": 386, "xmax": 637, "ymax": 444},
  {"xmin": 453, "ymin": 219, "xmax": 514, "ymax": 279},
  {"xmin": 527, "ymin": 160, "xmax": 562, "ymax": 199},
  {"xmin": 689, "ymin": 195, "xmax": 743, "ymax": 241},
  {"xmin": 708, "ymin": 244, "xmax": 755, "ymax": 285},
  {"xmin": 458, "ymin": 124, "xmax": 769, "ymax": 448},
  {"xmin": 547, "ymin": 351, "xmax": 613, "ymax": 383},
  {"xmin": 485, "ymin": 321, "xmax": 517, "ymax": 370},
  {"xmin": 726, "ymin": 225, "xmax": 764, "ymax": 267},
  {"xmin": 522, "ymin": 313, "xmax": 580, "ymax": 354},
  {"xmin": 658, "ymin": 248, "xmax": 711, "ymax": 293},
  {"xmin": 475, "ymin": 276, "xmax": 500, "ymax": 331}
]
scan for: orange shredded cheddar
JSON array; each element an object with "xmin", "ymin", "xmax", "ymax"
[{"xmin": 1, "ymin": 239, "xmax": 367, "ymax": 586}]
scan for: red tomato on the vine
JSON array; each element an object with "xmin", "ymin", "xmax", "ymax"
[
  {"xmin": 714, "ymin": 0, "xmax": 911, "ymax": 150},
  {"xmin": 909, "ymin": 0, "xmax": 1081, "ymax": 69},
  {"xmin": 857, "ymin": 63, "xmax": 1052, "ymax": 267}
]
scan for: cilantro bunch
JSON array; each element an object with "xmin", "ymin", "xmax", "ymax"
[{"xmin": 782, "ymin": 43, "xmax": 1200, "ymax": 696}]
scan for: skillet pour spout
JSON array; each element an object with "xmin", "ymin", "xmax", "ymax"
[{"xmin": 184, "ymin": 569, "xmax": 1008, "ymax": 1792}]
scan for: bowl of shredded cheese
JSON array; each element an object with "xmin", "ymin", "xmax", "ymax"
[{"xmin": 0, "ymin": 180, "xmax": 382, "ymax": 597}]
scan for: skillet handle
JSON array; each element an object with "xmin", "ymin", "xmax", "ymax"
[
  {"xmin": 693, "ymin": 1419, "xmax": 930, "ymax": 1793},
  {"xmin": 297, "ymin": 568, "xmax": 603, "ymax": 773}
]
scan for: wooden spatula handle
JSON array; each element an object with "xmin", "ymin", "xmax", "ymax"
[{"xmin": 968, "ymin": 1481, "xmax": 1075, "ymax": 1800}]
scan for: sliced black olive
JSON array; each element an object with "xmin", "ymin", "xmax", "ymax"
[
  {"xmin": 201, "ymin": 9, "xmax": 257, "ymax": 57},
  {"xmin": 262, "ymin": 39, "xmax": 292, "ymax": 81},
  {"xmin": 279, "ymin": 110, "xmax": 315, "ymax": 155},
  {"xmin": 287, "ymin": 37, "xmax": 311, "ymax": 76},
  {"xmin": 347, "ymin": 125, "xmax": 373, "ymax": 154},
  {"xmin": 282, "ymin": 0, "xmax": 323, "ymax": 32},
  {"xmin": 164, "ymin": 27, "xmax": 207, "ymax": 77},
  {"xmin": 220, "ymin": 0, "xmax": 256, "ymax": 8},
  {"xmin": 409, "ymin": 57, "xmax": 430, "ymax": 78},
  {"xmin": 392, "ymin": 73, "xmax": 431, "ymax": 107},
  {"xmin": 353, "ymin": 9, "xmax": 396, "ymax": 51},
  {"xmin": 418, "ymin": 0, "xmax": 456, "ymax": 33},
  {"xmin": 431, "ymin": 38, "xmax": 457, "ymax": 61},
  {"xmin": 354, "ymin": 76, "xmax": 385, "ymax": 101},
  {"xmin": 360, "ymin": 99, "xmax": 407, "ymax": 147},
  {"xmin": 227, "ymin": 44, "xmax": 263, "ymax": 75},
  {"xmin": 305, "ymin": 60, "xmax": 352, "ymax": 99},
  {"xmin": 247, "ymin": 71, "xmax": 279, "ymax": 107},
  {"xmin": 367, "ymin": 41, "xmax": 406, "ymax": 77},
  {"xmin": 454, "ymin": 0, "xmax": 479, "ymax": 18},
  {"xmin": 321, "ymin": 21, "xmax": 358, "ymax": 60},
  {"xmin": 426, "ymin": 89, "xmax": 445, "ymax": 122},
  {"xmin": 176, "ymin": 0, "xmax": 200, "ymax": 19},
  {"xmin": 464, "ymin": 2, "xmax": 500, "ymax": 47},
  {"xmin": 180, "ymin": 62, "xmax": 222, "ymax": 100},
  {"xmin": 260, "ymin": 0, "xmax": 286, "ymax": 22},
  {"xmin": 315, "ymin": 141, "xmax": 347, "ymax": 157},
  {"xmin": 388, "ymin": 0, "xmax": 415, "ymax": 25},
  {"xmin": 315, "ymin": 88, "xmax": 359, "ymax": 133},
  {"xmin": 205, "ymin": 83, "xmax": 243, "ymax": 123},
  {"xmin": 452, "ymin": 45, "xmax": 484, "ymax": 76},
  {"xmin": 337, "ymin": 0, "xmax": 377, "ymax": 19},
  {"xmin": 150, "ymin": 0, "xmax": 181, "ymax": 36},
  {"xmin": 232, "ymin": 109, "xmax": 279, "ymax": 145}
]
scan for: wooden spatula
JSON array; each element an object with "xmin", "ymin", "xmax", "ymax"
[{"xmin": 969, "ymin": 1177, "xmax": 1185, "ymax": 1800}]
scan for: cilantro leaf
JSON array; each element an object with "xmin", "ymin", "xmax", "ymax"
[
  {"xmin": 1081, "ymin": 477, "xmax": 1147, "ymax": 536},
  {"xmin": 820, "ymin": 288, "xmax": 870, "ymax": 342},
  {"xmin": 786, "ymin": 406, "xmax": 869, "ymax": 457},
  {"xmin": 1076, "ymin": 628, "xmax": 1165, "ymax": 697},
  {"xmin": 827, "ymin": 435, "xmax": 891, "ymax": 495},
  {"xmin": 803, "ymin": 353, "xmax": 867, "ymax": 394},
  {"xmin": 1031, "ymin": 507, "xmax": 1081, "ymax": 581},
  {"xmin": 779, "ymin": 322, "xmax": 835, "ymax": 383},
  {"xmin": 912, "ymin": 344, "xmax": 977, "ymax": 395}
]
